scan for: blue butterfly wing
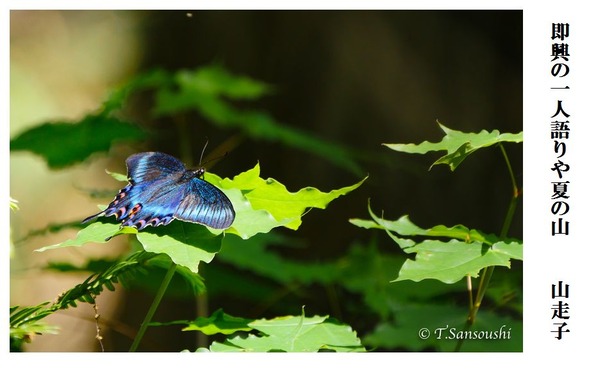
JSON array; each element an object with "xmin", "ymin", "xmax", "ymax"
[
  {"xmin": 126, "ymin": 152, "xmax": 186, "ymax": 185},
  {"xmin": 83, "ymin": 151, "xmax": 235, "ymax": 233},
  {"xmin": 174, "ymin": 176, "xmax": 235, "ymax": 229},
  {"xmin": 116, "ymin": 178, "xmax": 186, "ymax": 230},
  {"xmin": 83, "ymin": 152, "xmax": 186, "ymax": 229}
]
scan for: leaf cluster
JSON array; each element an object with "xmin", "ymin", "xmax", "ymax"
[
  {"xmin": 10, "ymin": 253, "xmax": 143, "ymax": 351},
  {"xmin": 11, "ymin": 65, "xmax": 361, "ymax": 174},
  {"xmin": 173, "ymin": 308, "xmax": 365, "ymax": 352}
]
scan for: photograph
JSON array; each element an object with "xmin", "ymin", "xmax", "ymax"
[
  {"xmin": 6, "ymin": 3, "xmax": 598, "ymax": 389},
  {"xmin": 10, "ymin": 9, "xmax": 523, "ymax": 353}
]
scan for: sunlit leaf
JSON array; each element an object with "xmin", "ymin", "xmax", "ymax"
[
  {"xmin": 208, "ymin": 311, "xmax": 365, "ymax": 352},
  {"xmin": 394, "ymin": 239, "xmax": 512, "ymax": 283},
  {"xmin": 223, "ymin": 164, "xmax": 367, "ymax": 230},
  {"xmin": 35, "ymin": 221, "xmax": 134, "ymax": 251},
  {"xmin": 351, "ymin": 203, "xmax": 522, "ymax": 284},
  {"xmin": 136, "ymin": 221, "xmax": 224, "ymax": 272},
  {"xmin": 383, "ymin": 122, "xmax": 522, "ymax": 171},
  {"xmin": 183, "ymin": 308, "xmax": 253, "ymax": 335},
  {"xmin": 350, "ymin": 202, "xmax": 515, "ymax": 246}
]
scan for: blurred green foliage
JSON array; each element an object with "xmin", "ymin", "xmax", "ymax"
[{"xmin": 10, "ymin": 65, "xmax": 522, "ymax": 352}]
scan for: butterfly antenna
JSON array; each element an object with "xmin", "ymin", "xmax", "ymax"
[
  {"xmin": 199, "ymin": 139, "xmax": 229, "ymax": 170},
  {"xmin": 198, "ymin": 138, "xmax": 210, "ymax": 166}
]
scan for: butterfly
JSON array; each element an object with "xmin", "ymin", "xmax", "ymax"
[{"xmin": 82, "ymin": 152, "xmax": 235, "ymax": 237}]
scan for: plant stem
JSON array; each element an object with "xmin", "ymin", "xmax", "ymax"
[
  {"xmin": 129, "ymin": 262, "xmax": 178, "ymax": 352},
  {"xmin": 454, "ymin": 143, "xmax": 520, "ymax": 351},
  {"xmin": 196, "ymin": 263, "xmax": 209, "ymax": 349}
]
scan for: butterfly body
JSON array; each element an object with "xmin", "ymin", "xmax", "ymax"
[{"xmin": 83, "ymin": 152, "xmax": 235, "ymax": 233}]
